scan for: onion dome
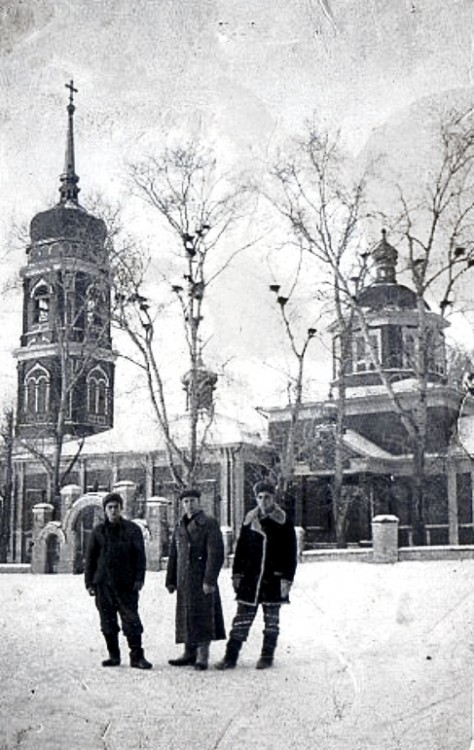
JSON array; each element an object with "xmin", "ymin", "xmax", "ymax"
[{"xmin": 357, "ymin": 230, "xmax": 422, "ymax": 311}]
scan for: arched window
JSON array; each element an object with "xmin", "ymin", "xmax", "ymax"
[
  {"xmin": 87, "ymin": 366, "xmax": 109, "ymax": 417},
  {"xmin": 85, "ymin": 283, "xmax": 106, "ymax": 334},
  {"xmin": 31, "ymin": 280, "xmax": 51, "ymax": 325},
  {"xmin": 24, "ymin": 365, "xmax": 50, "ymax": 414}
]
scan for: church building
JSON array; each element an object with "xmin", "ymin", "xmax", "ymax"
[
  {"xmin": 6, "ymin": 84, "xmax": 270, "ymax": 571},
  {"xmin": 267, "ymin": 232, "xmax": 474, "ymax": 547}
]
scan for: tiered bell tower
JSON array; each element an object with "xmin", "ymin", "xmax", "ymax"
[{"xmin": 14, "ymin": 82, "xmax": 115, "ymax": 438}]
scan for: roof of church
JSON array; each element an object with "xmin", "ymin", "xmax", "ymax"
[
  {"xmin": 356, "ymin": 281, "xmax": 422, "ymax": 311},
  {"xmin": 60, "ymin": 410, "xmax": 266, "ymax": 457}
]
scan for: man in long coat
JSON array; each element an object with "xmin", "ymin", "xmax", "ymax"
[
  {"xmin": 84, "ymin": 492, "xmax": 152, "ymax": 669},
  {"xmin": 216, "ymin": 480, "xmax": 297, "ymax": 670},
  {"xmin": 166, "ymin": 488, "xmax": 226, "ymax": 670}
]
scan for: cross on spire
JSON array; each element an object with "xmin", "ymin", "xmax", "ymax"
[
  {"xmin": 59, "ymin": 79, "xmax": 80, "ymax": 204},
  {"xmin": 65, "ymin": 79, "xmax": 78, "ymax": 106}
]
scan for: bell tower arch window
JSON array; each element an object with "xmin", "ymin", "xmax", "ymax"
[
  {"xmin": 31, "ymin": 280, "xmax": 51, "ymax": 325},
  {"xmin": 24, "ymin": 364, "xmax": 51, "ymax": 414},
  {"xmin": 87, "ymin": 366, "xmax": 109, "ymax": 418},
  {"xmin": 85, "ymin": 283, "xmax": 107, "ymax": 338}
]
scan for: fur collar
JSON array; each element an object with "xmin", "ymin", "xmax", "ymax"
[{"xmin": 243, "ymin": 504, "xmax": 286, "ymax": 528}]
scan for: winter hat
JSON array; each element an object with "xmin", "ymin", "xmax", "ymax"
[
  {"xmin": 179, "ymin": 488, "xmax": 201, "ymax": 501},
  {"xmin": 102, "ymin": 492, "xmax": 124, "ymax": 510},
  {"xmin": 253, "ymin": 480, "xmax": 276, "ymax": 496}
]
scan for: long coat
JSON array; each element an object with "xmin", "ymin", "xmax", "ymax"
[
  {"xmin": 232, "ymin": 504, "xmax": 297, "ymax": 606},
  {"xmin": 166, "ymin": 510, "xmax": 226, "ymax": 644},
  {"xmin": 84, "ymin": 518, "xmax": 146, "ymax": 593}
]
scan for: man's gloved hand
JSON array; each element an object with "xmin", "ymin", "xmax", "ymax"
[
  {"xmin": 87, "ymin": 586, "xmax": 96, "ymax": 597},
  {"xmin": 280, "ymin": 579, "xmax": 292, "ymax": 600},
  {"xmin": 232, "ymin": 575, "xmax": 242, "ymax": 593},
  {"xmin": 133, "ymin": 581, "xmax": 143, "ymax": 593},
  {"xmin": 166, "ymin": 585, "xmax": 176, "ymax": 594},
  {"xmin": 203, "ymin": 583, "xmax": 215, "ymax": 595}
]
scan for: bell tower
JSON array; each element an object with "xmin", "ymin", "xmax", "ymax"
[{"xmin": 14, "ymin": 81, "xmax": 115, "ymax": 439}]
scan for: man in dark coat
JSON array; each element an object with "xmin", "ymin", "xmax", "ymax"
[
  {"xmin": 166, "ymin": 488, "xmax": 226, "ymax": 670},
  {"xmin": 216, "ymin": 480, "xmax": 297, "ymax": 670},
  {"xmin": 84, "ymin": 492, "xmax": 152, "ymax": 670}
]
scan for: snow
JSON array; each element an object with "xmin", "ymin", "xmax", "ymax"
[{"xmin": 1, "ymin": 560, "xmax": 473, "ymax": 750}]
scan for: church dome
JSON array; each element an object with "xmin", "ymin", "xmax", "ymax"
[
  {"xmin": 356, "ymin": 230, "xmax": 429, "ymax": 311},
  {"xmin": 30, "ymin": 204, "xmax": 106, "ymax": 245},
  {"xmin": 27, "ymin": 82, "xmax": 107, "ymax": 264},
  {"xmin": 357, "ymin": 282, "xmax": 421, "ymax": 311}
]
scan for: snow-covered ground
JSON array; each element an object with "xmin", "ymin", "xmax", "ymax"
[{"xmin": 1, "ymin": 560, "xmax": 473, "ymax": 750}]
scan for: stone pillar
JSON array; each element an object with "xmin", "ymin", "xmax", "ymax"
[
  {"xmin": 78, "ymin": 460, "xmax": 87, "ymax": 493},
  {"xmin": 145, "ymin": 453, "xmax": 154, "ymax": 498},
  {"xmin": 113, "ymin": 480, "xmax": 136, "ymax": 519},
  {"xmin": 60, "ymin": 485, "xmax": 81, "ymax": 519},
  {"xmin": 32, "ymin": 503, "xmax": 54, "ymax": 540},
  {"xmin": 294, "ymin": 526, "xmax": 306, "ymax": 562},
  {"xmin": 31, "ymin": 503, "xmax": 54, "ymax": 574},
  {"xmin": 372, "ymin": 515, "xmax": 399, "ymax": 563},
  {"xmin": 14, "ymin": 463, "xmax": 25, "ymax": 563},
  {"xmin": 447, "ymin": 463, "xmax": 459, "ymax": 545},
  {"xmin": 145, "ymin": 497, "xmax": 170, "ymax": 571},
  {"xmin": 220, "ymin": 526, "xmax": 233, "ymax": 567}
]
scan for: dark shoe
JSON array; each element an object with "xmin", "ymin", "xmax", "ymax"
[
  {"xmin": 169, "ymin": 644, "xmax": 197, "ymax": 666},
  {"xmin": 215, "ymin": 659, "xmax": 237, "ymax": 670},
  {"xmin": 194, "ymin": 662, "xmax": 208, "ymax": 671},
  {"xmin": 102, "ymin": 656, "xmax": 121, "ymax": 667},
  {"xmin": 215, "ymin": 639, "xmax": 242, "ymax": 670},
  {"xmin": 130, "ymin": 653, "xmax": 153, "ymax": 670},
  {"xmin": 256, "ymin": 656, "xmax": 274, "ymax": 670},
  {"xmin": 168, "ymin": 654, "xmax": 197, "ymax": 666}
]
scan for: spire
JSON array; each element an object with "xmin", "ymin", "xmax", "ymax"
[
  {"xmin": 59, "ymin": 80, "xmax": 80, "ymax": 204},
  {"xmin": 373, "ymin": 229, "xmax": 398, "ymax": 283}
]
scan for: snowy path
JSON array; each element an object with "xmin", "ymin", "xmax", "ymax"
[{"xmin": 0, "ymin": 560, "xmax": 473, "ymax": 749}]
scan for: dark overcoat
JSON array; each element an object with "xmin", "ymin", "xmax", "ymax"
[
  {"xmin": 166, "ymin": 510, "xmax": 226, "ymax": 644},
  {"xmin": 84, "ymin": 518, "xmax": 146, "ymax": 593},
  {"xmin": 232, "ymin": 504, "xmax": 297, "ymax": 606}
]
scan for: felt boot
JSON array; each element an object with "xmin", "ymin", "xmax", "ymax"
[
  {"xmin": 127, "ymin": 635, "xmax": 153, "ymax": 670},
  {"xmin": 215, "ymin": 639, "xmax": 242, "ymax": 670},
  {"xmin": 102, "ymin": 632, "xmax": 121, "ymax": 667},
  {"xmin": 256, "ymin": 635, "xmax": 277, "ymax": 670},
  {"xmin": 194, "ymin": 643, "xmax": 210, "ymax": 671}
]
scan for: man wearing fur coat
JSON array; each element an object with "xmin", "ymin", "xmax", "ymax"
[
  {"xmin": 166, "ymin": 488, "xmax": 226, "ymax": 670},
  {"xmin": 216, "ymin": 480, "xmax": 297, "ymax": 670}
]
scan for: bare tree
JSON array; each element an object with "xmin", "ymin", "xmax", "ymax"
[
  {"xmin": 0, "ymin": 408, "xmax": 14, "ymax": 562},
  {"xmin": 267, "ymin": 282, "xmax": 318, "ymax": 503},
  {"xmin": 265, "ymin": 126, "xmax": 368, "ymax": 546},
  {"xmin": 366, "ymin": 109, "xmax": 474, "ymax": 543},
  {"xmin": 113, "ymin": 142, "xmax": 252, "ymax": 492}
]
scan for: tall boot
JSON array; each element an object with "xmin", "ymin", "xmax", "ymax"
[
  {"xmin": 127, "ymin": 634, "xmax": 153, "ymax": 670},
  {"xmin": 102, "ymin": 632, "xmax": 121, "ymax": 667},
  {"xmin": 256, "ymin": 635, "xmax": 277, "ymax": 670},
  {"xmin": 168, "ymin": 643, "xmax": 197, "ymax": 667},
  {"xmin": 215, "ymin": 639, "xmax": 242, "ymax": 670},
  {"xmin": 194, "ymin": 642, "xmax": 210, "ymax": 671}
]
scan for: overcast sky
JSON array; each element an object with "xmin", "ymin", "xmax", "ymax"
[{"xmin": 1, "ymin": 0, "xmax": 474, "ymax": 431}]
